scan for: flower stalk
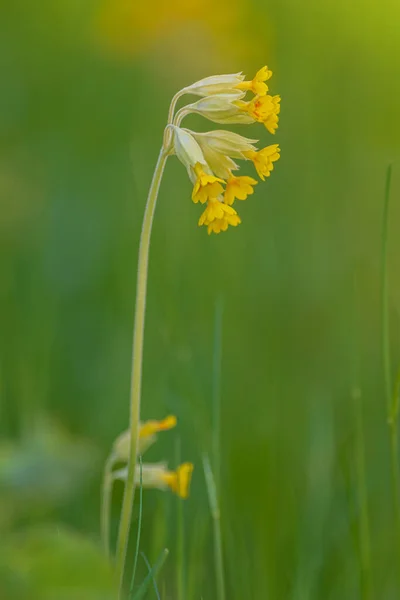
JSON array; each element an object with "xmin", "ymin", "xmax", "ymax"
[{"xmin": 115, "ymin": 146, "xmax": 169, "ymax": 594}]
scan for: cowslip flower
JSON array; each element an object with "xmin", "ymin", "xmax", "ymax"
[
  {"xmin": 115, "ymin": 462, "xmax": 194, "ymax": 499},
  {"xmin": 169, "ymin": 65, "xmax": 281, "ymax": 233},
  {"xmin": 236, "ymin": 65, "xmax": 273, "ymax": 96},
  {"xmin": 236, "ymin": 94, "xmax": 281, "ymax": 134},
  {"xmin": 107, "ymin": 415, "xmax": 194, "ymax": 499},
  {"xmin": 244, "ymin": 145, "xmax": 281, "ymax": 180},
  {"xmin": 113, "ymin": 415, "xmax": 177, "ymax": 460}
]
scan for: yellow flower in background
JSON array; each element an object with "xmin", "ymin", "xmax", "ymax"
[
  {"xmin": 159, "ymin": 462, "xmax": 194, "ymax": 498},
  {"xmin": 236, "ymin": 65, "xmax": 273, "ymax": 96},
  {"xmin": 191, "ymin": 163, "xmax": 225, "ymax": 204},
  {"xmin": 244, "ymin": 145, "xmax": 281, "ymax": 180},
  {"xmin": 224, "ymin": 175, "xmax": 258, "ymax": 205},
  {"xmin": 109, "ymin": 416, "xmax": 193, "ymax": 499},
  {"xmin": 92, "ymin": 0, "xmax": 255, "ymax": 63},
  {"xmin": 114, "ymin": 462, "xmax": 194, "ymax": 498},
  {"xmin": 113, "ymin": 415, "xmax": 177, "ymax": 460},
  {"xmin": 139, "ymin": 414, "xmax": 177, "ymax": 442}
]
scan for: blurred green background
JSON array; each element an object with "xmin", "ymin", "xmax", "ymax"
[{"xmin": 1, "ymin": 0, "xmax": 400, "ymax": 598}]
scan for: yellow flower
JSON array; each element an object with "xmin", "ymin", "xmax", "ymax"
[
  {"xmin": 237, "ymin": 94, "xmax": 281, "ymax": 134},
  {"xmin": 236, "ymin": 65, "xmax": 272, "ymax": 96},
  {"xmin": 198, "ymin": 198, "xmax": 241, "ymax": 234},
  {"xmin": 114, "ymin": 461, "xmax": 194, "ymax": 499},
  {"xmin": 160, "ymin": 462, "xmax": 194, "ymax": 499},
  {"xmin": 191, "ymin": 163, "xmax": 225, "ymax": 204},
  {"xmin": 244, "ymin": 145, "xmax": 281, "ymax": 180},
  {"xmin": 206, "ymin": 216, "xmax": 241, "ymax": 235},
  {"xmin": 139, "ymin": 415, "xmax": 177, "ymax": 439},
  {"xmin": 113, "ymin": 415, "xmax": 177, "ymax": 459},
  {"xmin": 224, "ymin": 175, "xmax": 258, "ymax": 206}
]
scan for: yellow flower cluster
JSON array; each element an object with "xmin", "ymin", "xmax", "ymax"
[
  {"xmin": 112, "ymin": 415, "xmax": 193, "ymax": 499},
  {"xmin": 170, "ymin": 66, "xmax": 281, "ymax": 234}
]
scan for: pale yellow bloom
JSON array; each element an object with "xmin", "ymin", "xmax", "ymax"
[
  {"xmin": 113, "ymin": 415, "xmax": 177, "ymax": 460},
  {"xmin": 236, "ymin": 65, "xmax": 273, "ymax": 96},
  {"xmin": 198, "ymin": 198, "xmax": 241, "ymax": 235},
  {"xmin": 185, "ymin": 92, "xmax": 254, "ymax": 125},
  {"xmin": 224, "ymin": 175, "xmax": 258, "ymax": 206},
  {"xmin": 191, "ymin": 129, "xmax": 258, "ymax": 159},
  {"xmin": 115, "ymin": 461, "xmax": 194, "ymax": 499},
  {"xmin": 191, "ymin": 163, "xmax": 225, "ymax": 204},
  {"xmin": 173, "ymin": 127, "xmax": 207, "ymax": 175},
  {"xmin": 244, "ymin": 145, "xmax": 281, "ymax": 180}
]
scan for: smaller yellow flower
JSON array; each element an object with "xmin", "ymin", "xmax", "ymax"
[
  {"xmin": 198, "ymin": 198, "xmax": 241, "ymax": 234},
  {"xmin": 237, "ymin": 94, "xmax": 281, "ymax": 134},
  {"xmin": 113, "ymin": 415, "xmax": 177, "ymax": 459},
  {"xmin": 161, "ymin": 462, "xmax": 194, "ymax": 499},
  {"xmin": 244, "ymin": 145, "xmax": 280, "ymax": 180},
  {"xmin": 236, "ymin": 65, "xmax": 272, "ymax": 96},
  {"xmin": 224, "ymin": 175, "xmax": 258, "ymax": 206},
  {"xmin": 115, "ymin": 462, "xmax": 194, "ymax": 499},
  {"xmin": 192, "ymin": 163, "xmax": 225, "ymax": 204},
  {"xmin": 139, "ymin": 415, "xmax": 177, "ymax": 439}
]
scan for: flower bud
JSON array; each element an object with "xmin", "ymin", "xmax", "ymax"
[{"xmin": 183, "ymin": 73, "xmax": 245, "ymax": 96}]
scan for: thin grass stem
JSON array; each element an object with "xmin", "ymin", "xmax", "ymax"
[
  {"xmin": 130, "ymin": 456, "xmax": 143, "ymax": 596},
  {"xmin": 212, "ymin": 297, "xmax": 223, "ymax": 491},
  {"xmin": 353, "ymin": 386, "xmax": 373, "ymax": 599},
  {"xmin": 381, "ymin": 164, "xmax": 400, "ymax": 560},
  {"xmin": 175, "ymin": 437, "xmax": 185, "ymax": 600},
  {"xmin": 203, "ymin": 454, "xmax": 226, "ymax": 600}
]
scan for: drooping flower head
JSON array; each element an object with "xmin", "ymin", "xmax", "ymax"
[{"xmin": 170, "ymin": 65, "xmax": 281, "ymax": 233}]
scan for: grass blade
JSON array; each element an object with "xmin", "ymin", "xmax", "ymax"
[
  {"xmin": 130, "ymin": 455, "xmax": 144, "ymax": 596},
  {"xmin": 203, "ymin": 454, "xmax": 225, "ymax": 600},
  {"xmin": 131, "ymin": 549, "xmax": 169, "ymax": 600},
  {"xmin": 380, "ymin": 164, "xmax": 400, "ymax": 571},
  {"xmin": 175, "ymin": 437, "xmax": 185, "ymax": 600},
  {"xmin": 212, "ymin": 297, "xmax": 223, "ymax": 491}
]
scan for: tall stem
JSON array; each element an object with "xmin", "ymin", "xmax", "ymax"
[
  {"xmin": 381, "ymin": 165, "xmax": 400, "ymax": 565},
  {"xmin": 115, "ymin": 147, "xmax": 169, "ymax": 595}
]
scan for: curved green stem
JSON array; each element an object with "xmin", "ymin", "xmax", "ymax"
[
  {"xmin": 168, "ymin": 90, "xmax": 185, "ymax": 124},
  {"xmin": 174, "ymin": 107, "xmax": 191, "ymax": 127},
  {"xmin": 115, "ymin": 147, "xmax": 169, "ymax": 595}
]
